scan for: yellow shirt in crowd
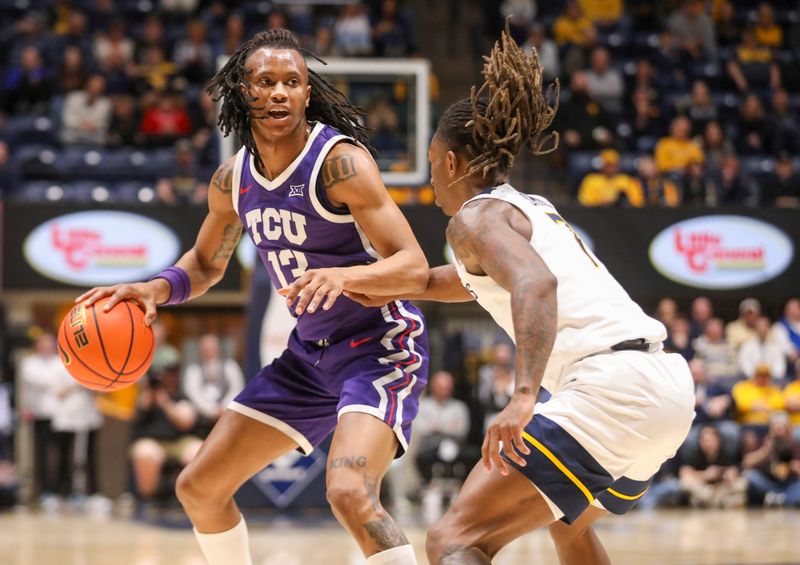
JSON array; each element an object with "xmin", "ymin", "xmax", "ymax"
[
  {"xmin": 578, "ymin": 0, "xmax": 623, "ymax": 22},
  {"xmin": 96, "ymin": 384, "xmax": 139, "ymax": 422},
  {"xmin": 578, "ymin": 172, "xmax": 644, "ymax": 207},
  {"xmin": 654, "ymin": 137, "xmax": 705, "ymax": 173},
  {"xmin": 755, "ymin": 24, "xmax": 783, "ymax": 48},
  {"xmin": 553, "ymin": 15, "xmax": 594, "ymax": 46},
  {"xmin": 737, "ymin": 45, "xmax": 773, "ymax": 64},
  {"xmin": 784, "ymin": 381, "xmax": 800, "ymax": 427},
  {"xmin": 732, "ymin": 380, "xmax": 785, "ymax": 425}
]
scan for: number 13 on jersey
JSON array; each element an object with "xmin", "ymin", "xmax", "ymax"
[{"xmin": 266, "ymin": 249, "xmax": 308, "ymax": 288}]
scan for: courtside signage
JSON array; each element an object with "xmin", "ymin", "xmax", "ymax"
[
  {"xmin": 23, "ymin": 211, "xmax": 180, "ymax": 286},
  {"xmin": 649, "ymin": 215, "xmax": 793, "ymax": 289}
]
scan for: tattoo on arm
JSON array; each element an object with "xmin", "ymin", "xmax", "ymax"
[
  {"xmin": 212, "ymin": 161, "xmax": 234, "ymax": 194},
  {"xmin": 322, "ymin": 154, "xmax": 357, "ymax": 189},
  {"xmin": 360, "ymin": 474, "xmax": 409, "ymax": 549},
  {"xmin": 212, "ymin": 224, "xmax": 242, "ymax": 261}
]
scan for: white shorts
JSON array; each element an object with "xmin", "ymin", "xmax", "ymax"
[{"xmin": 505, "ymin": 349, "xmax": 695, "ymax": 524}]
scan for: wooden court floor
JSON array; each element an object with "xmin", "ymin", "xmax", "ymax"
[{"xmin": 0, "ymin": 508, "xmax": 798, "ymax": 565}]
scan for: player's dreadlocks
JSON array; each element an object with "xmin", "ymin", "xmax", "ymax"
[
  {"xmin": 208, "ymin": 28, "xmax": 373, "ymax": 176},
  {"xmin": 437, "ymin": 22, "xmax": 559, "ymax": 183}
]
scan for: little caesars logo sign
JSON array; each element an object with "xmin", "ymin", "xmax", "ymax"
[{"xmin": 649, "ymin": 215, "xmax": 793, "ymax": 289}]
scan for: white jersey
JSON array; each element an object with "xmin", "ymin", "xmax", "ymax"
[{"xmin": 454, "ymin": 184, "xmax": 667, "ymax": 393}]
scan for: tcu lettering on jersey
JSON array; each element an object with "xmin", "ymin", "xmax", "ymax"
[{"xmin": 245, "ymin": 207, "xmax": 308, "ymax": 245}]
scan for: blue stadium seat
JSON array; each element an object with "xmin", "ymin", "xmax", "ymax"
[{"xmin": 15, "ymin": 181, "xmax": 75, "ymax": 202}]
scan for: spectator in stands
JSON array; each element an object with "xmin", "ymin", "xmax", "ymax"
[
  {"xmin": 681, "ymin": 161, "xmax": 718, "ymax": 206},
  {"xmin": 691, "ymin": 358, "xmax": 734, "ymax": 426},
  {"xmin": 130, "ymin": 364, "xmax": 201, "ymax": 503},
  {"xmin": 768, "ymin": 88, "xmax": 799, "ymax": 155},
  {"xmin": 630, "ymin": 59, "xmax": 663, "ymax": 103},
  {"xmin": 132, "ymin": 46, "xmax": 177, "ymax": 93},
  {"xmin": 736, "ymin": 94, "xmax": 771, "ymax": 155},
  {"xmin": 649, "ymin": 31, "xmax": 687, "ymax": 90},
  {"xmin": 174, "ymin": 19, "xmax": 214, "ymax": 85},
  {"xmin": 47, "ymin": 10, "xmax": 92, "ymax": 65},
  {"xmin": 553, "ymin": 1, "xmax": 597, "ymax": 74},
  {"xmin": 182, "ymin": 334, "xmax": 244, "ymax": 439},
  {"xmin": 107, "ymin": 94, "xmax": 141, "ymax": 147},
  {"xmin": 578, "ymin": 149, "xmax": 643, "ymax": 207},
  {"xmin": 220, "ymin": 13, "xmax": 245, "ymax": 57},
  {"xmin": 713, "ymin": 153, "xmax": 758, "ymax": 206},
  {"xmin": 522, "ymin": 24, "xmax": 559, "ymax": 84},
  {"xmin": 693, "ymin": 317, "xmax": 737, "ymax": 383},
  {"xmin": 666, "ymin": 0, "xmax": 717, "ymax": 63},
  {"xmin": 1, "ymin": 45, "xmax": 54, "ymax": 114},
  {"xmin": 95, "ymin": 377, "xmax": 138, "ymax": 512},
  {"xmin": 739, "ymin": 316, "xmax": 787, "ymax": 382},
  {"xmin": 636, "ymin": 155, "xmax": 680, "ymax": 207},
  {"xmin": 726, "ymin": 26, "xmax": 781, "ymax": 93},
  {"xmin": 415, "ymin": 371, "xmax": 472, "ymax": 486},
  {"xmin": 56, "ymin": 45, "xmax": 88, "ymax": 94},
  {"xmin": 655, "ymin": 297, "xmax": 679, "ymax": 328},
  {"xmin": 654, "ymin": 116, "xmax": 705, "ymax": 178},
  {"xmin": 135, "ymin": 16, "xmax": 168, "ymax": 61},
  {"xmin": 160, "ymin": 0, "xmax": 198, "ymax": 15},
  {"xmin": 150, "ymin": 320, "xmax": 181, "ymax": 375},
  {"xmin": 783, "ymin": 379, "xmax": 800, "ymax": 440},
  {"xmin": 93, "ymin": 19, "xmax": 134, "ymax": 70},
  {"xmin": 556, "ymin": 71, "xmax": 614, "ymax": 151},
  {"xmin": 679, "ymin": 425, "xmax": 745, "ymax": 508},
  {"xmin": 140, "ymin": 91, "xmax": 192, "ymax": 147},
  {"xmin": 578, "ymin": 0, "xmax": 623, "ymax": 30},
  {"xmin": 714, "ymin": 1, "xmax": 741, "ymax": 48},
  {"xmin": 366, "ymin": 96, "xmax": 405, "ymax": 160},
  {"xmin": 666, "ymin": 318, "xmax": 694, "ymax": 360},
  {"xmin": 477, "ymin": 342, "xmax": 515, "ymax": 433},
  {"xmin": 333, "ymin": 3, "xmax": 373, "ymax": 56},
  {"xmin": 60, "ymin": 74, "xmax": 112, "ymax": 146},
  {"xmin": 500, "ymin": 0, "xmax": 537, "ymax": 44},
  {"xmin": 18, "ymin": 332, "xmax": 60, "ymax": 499},
  {"xmin": 754, "ymin": 3, "xmax": 783, "ymax": 49},
  {"xmin": 4, "ymin": 12, "xmax": 47, "ymax": 66},
  {"xmin": 373, "ymin": 0, "xmax": 415, "ymax": 57},
  {"xmin": 187, "ymin": 90, "xmax": 218, "ymax": 165},
  {"xmin": 155, "ymin": 140, "xmax": 206, "ymax": 204},
  {"xmin": 0, "ymin": 142, "xmax": 20, "ymax": 194},
  {"xmin": 733, "ymin": 364, "xmax": 784, "ymax": 426},
  {"xmin": 50, "ymin": 356, "xmax": 103, "ymax": 506},
  {"xmin": 676, "ymin": 80, "xmax": 718, "ymax": 136},
  {"xmin": 628, "ymin": 88, "xmax": 665, "ymax": 146},
  {"xmin": 689, "ymin": 296, "xmax": 714, "ymax": 340},
  {"xmin": 585, "ymin": 47, "xmax": 624, "ymax": 114},
  {"xmin": 761, "ymin": 153, "xmax": 799, "ymax": 208},
  {"xmin": 742, "ymin": 412, "xmax": 800, "ymax": 506},
  {"xmin": 727, "ymin": 298, "xmax": 761, "ymax": 351},
  {"xmin": 772, "ymin": 299, "xmax": 800, "ymax": 370},
  {"xmin": 699, "ymin": 120, "xmax": 734, "ymax": 174}
]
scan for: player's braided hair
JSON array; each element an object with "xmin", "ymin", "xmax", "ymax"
[
  {"xmin": 208, "ymin": 28, "xmax": 373, "ymax": 176},
  {"xmin": 437, "ymin": 21, "xmax": 559, "ymax": 182}
]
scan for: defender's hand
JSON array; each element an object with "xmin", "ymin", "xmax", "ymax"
[
  {"xmin": 283, "ymin": 268, "xmax": 347, "ymax": 315},
  {"xmin": 75, "ymin": 280, "xmax": 166, "ymax": 325},
  {"xmin": 482, "ymin": 392, "xmax": 535, "ymax": 475},
  {"xmin": 342, "ymin": 290, "xmax": 396, "ymax": 308}
]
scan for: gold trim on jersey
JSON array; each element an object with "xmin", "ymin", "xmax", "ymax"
[{"xmin": 521, "ymin": 431, "xmax": 594, "ymax": 504}]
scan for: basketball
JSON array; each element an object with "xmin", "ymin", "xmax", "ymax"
[{"xmin": 57, "ymin": 297, "xmax": 155, "ymax": 391}]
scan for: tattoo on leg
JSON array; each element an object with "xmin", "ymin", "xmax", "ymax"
[
  {"xmin": 361, "ymin": 473, "xmax": 408, "ymax": 549},
  {"xmin": 328, "ymin": 455, "xmax": 367, "ymax": 470},
  {"xmin": 212, "ymin": 224, "xmax": 242, "ymax": 261},
  {"xmin": 441, "ymin": 545, "xmax": 491, "ymax": 565}
]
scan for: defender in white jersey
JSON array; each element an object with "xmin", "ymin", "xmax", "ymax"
[{"xmin": 348, "ymin": 26, "xmax": 695, "ymax": 564}]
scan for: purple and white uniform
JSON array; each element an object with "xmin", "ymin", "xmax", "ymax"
[{"xmin": 228, "ymin": 122, "xmax": 429, "ymax": 455}]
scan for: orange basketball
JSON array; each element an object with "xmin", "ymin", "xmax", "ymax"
[{"xmin": 57, "ymin": 297, "xmax": 155, "ymax": 391}]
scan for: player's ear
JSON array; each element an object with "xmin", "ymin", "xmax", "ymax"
[
  {"xmin": 305, "ymin": 84, "xmax": 311, "ymax": 108},
  {"xmin": 446, "ymin": 150, "xmax": 458, "ymax": 179}
]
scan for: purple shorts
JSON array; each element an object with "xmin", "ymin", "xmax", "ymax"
[{"xmin": 230, "ymin": 301, "xmax": 428, "ymax": 456}]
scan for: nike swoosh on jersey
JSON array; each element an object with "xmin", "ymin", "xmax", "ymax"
[
  {"xmin": 350, "ymin": 337, "xmax": 372, "ymax": 348},
  {"xmin": 240, "ymin": 184, "xmax": 254, "ymax": 194}
]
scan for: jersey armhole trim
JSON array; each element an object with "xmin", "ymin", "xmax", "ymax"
[
  {"xmin": 467, "ymin": 192, "xmax": 537, "ymax": 245},
  {"xmin": 231, "ymin": 147, "xmax": 246, "ymax": 216},
  {"xmin": 308, "ymin": 134, "xmax": 356, "ymax": 224}
]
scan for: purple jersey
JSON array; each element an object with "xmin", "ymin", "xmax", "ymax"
[{"xmin": 232, "ymin": 122, "xmax": 381, "ymax": 341}]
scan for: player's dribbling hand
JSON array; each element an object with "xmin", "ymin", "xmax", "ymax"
[
  {"xmin": 482, "ymin": 392, "xmax": 535, "ymax": 475},
  {"xmin": 341, "ymin": 291, "xmax": 395, "ymax": 308},
  {"xmin": 75, "ymin": 280, "xmax": 164, "ymax": 326},
  {"xmin": 282, "ymin": 268, "xmax": 347, "ymax": 315}
]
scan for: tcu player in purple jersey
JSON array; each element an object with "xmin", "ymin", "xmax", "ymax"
[{"xmin": 77, "ymin": 29, "xmax": 430, "ymax": 565}]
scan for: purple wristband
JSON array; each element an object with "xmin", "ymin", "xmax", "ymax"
[{"xmin": 150, "ymin": 266, "xmax": 191, "ymax": 305}]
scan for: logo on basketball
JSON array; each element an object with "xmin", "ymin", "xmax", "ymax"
[
  {"xmin": 69, "ymin": 305, "xmax": 89, "ymax": 348},
  {"xmin": 649, "ymin": 216, "xmax": 794, "ymax": 289},
  {"xmin": 23, "ymin": 211, "xmax": 180, "ymax": 286}
]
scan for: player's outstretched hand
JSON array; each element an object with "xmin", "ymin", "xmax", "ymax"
[
  {"xmin": 482, "ymin": 392, "xmax": 535, "ymax": 475},
  {"xmin": 282, "ymin": 268, "xmax": 347, "ymax": 315},
  {"xmin": 342, "ymin": 291, "xmax": 395, "ymax": 308},
  {"xmin": 75, "ymin": 281, "xmax": 162, "ymax": 326}
]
